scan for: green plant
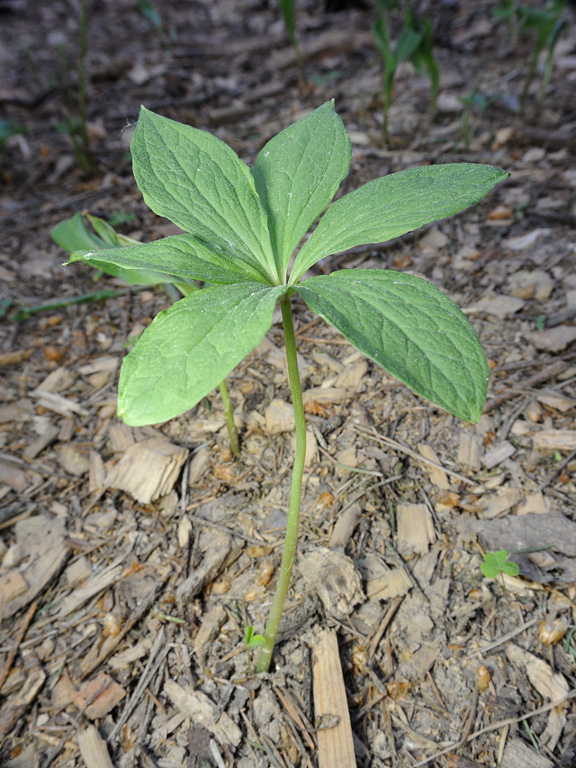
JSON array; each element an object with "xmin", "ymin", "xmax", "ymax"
[
  {"xmin": 53, "ymin": 212, "xmax": 240, "ymax": 457},
  {"xmin": 276, "ymin": 0, "xmax": 305, "ymax": 82},
  {"xmin": 67, "ymin": 101, "xmax": 507, "ymax": 671},
  {"xmin": 372, "ymin": 0, "xmax": 439, "ymax": 145},
  {"xmin": 459, "ymin": 81, "xmax": 500, "ymax": 151},
  {"xmin": 494, "ymin": 0, "xmax": 567, "ymax": 114},
  {"xmin": 481, "ymin": 549, "xmax": 520, "ymax": 580}
]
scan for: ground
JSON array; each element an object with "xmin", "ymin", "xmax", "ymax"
[{"xmin": 1, "ymin": 1, "xmax": 576, "ymax": 767}]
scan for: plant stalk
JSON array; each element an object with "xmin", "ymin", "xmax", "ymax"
[
  {"xmin": 219, "ymin": 379, "xmax": 240, "ymax": 459},
  {"xmin": 256, "ymin": 293, "xmax": 306, "ymax": 674}
]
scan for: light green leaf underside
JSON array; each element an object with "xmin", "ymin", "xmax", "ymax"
[
  {"xmin": 297, "ymin": 269, "xmax": 489, "ymax": 422},
  {"xmin": 131, "ymin": 107, "xmax": 277, "ymax": 281},
  {"xmin": 118, "ymin": 282, "xmax": 287, "ymax": 426},
  {"xmin": 252, "ymin": 100, "xmax": 351, "ymax": 279},
  {"xmin": 291, "ymin": 163, "xmax": 508, "ymax": 282},
  {"xmin": 68, "ymin": 233, "xmax": 266, "ymax": 285}
]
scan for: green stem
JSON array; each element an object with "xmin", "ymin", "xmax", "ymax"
[
  {"xmin": 219, "ymin": 379, "xmax": 240, "ymax": 459},
  {"xmin": 256, "ymin": 293, "xmax": 306, "ymax": 674}
]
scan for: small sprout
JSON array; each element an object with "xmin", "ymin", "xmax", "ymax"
[
  {"xmin": 538, "ymin": 615, "xmax": 568, "ymax": 646},
  {"xmin": 480, "ymin": 549, "xmax": 520, "ymax": 580},
  {"xmin": 244, "ymin": 626, "xmax": 266, "ymax": 650}
]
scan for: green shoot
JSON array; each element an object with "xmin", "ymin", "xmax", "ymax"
[
  {"xmin": 372, "ymin": 1, "xmax": 439, "ymax": 145},
  {"xmin": 481, "ymin": 549, "xmax": 520, "ymax": 581},
  {"xmin": 276, "ymin": 0, "xmax": 305, "ymax": 82},
  {"xmin": 66, "ymin": 101, "xmax": 507, "ymax": 671}
]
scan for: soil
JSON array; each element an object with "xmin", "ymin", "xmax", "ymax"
[{"xmin": 1, "ymin": 1, "xmax": 576, "ymax": 767}]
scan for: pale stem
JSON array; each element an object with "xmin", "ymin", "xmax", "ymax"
[
  {"xmin": 256, "ymin": 293, "xmax": 306, "ymax": 674},
  {"xmin": 218, "ymin": 379, "xmax": 240, "ymax": 459}
]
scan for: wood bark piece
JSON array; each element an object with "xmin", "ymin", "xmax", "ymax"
[
  {"xmin": 57, "ymin": 560, "xmax": 125, "ymax": 618},
  {"xmin": 501, "ymin": 737, "xmax": 553, "ymax": 768},
  {"xmin": 417, "ymin": 443, "xmax": 450, "ymax": 489},
  {"xmin": 0, "ymin": 516, "xmax": 68, "ymax": 620},
  {"xmin": 73, "ymin": 672, "xmax": 126, "ymax": 719},
  {"xmin": 106, "ymin": 437, "xmax": 188, "ymax": 503},
  {"xmin": 533, "ymin": 429, "xmax": 576, "ymax": 453},
  {"xmin": 164, "ymin": 679, "xmax": 242, "ymax": 747},
  {"xmin": 177, "ymin": 529, "xmax": 243, "ymax": 603},
  {"xmin": 312, "ymin": 629, "xmax": 356, "ymax": 768},
  {"xmin": 397, "ymin": 504, "xmax": 435, "ymax": 557},
  {"xmin": 77, "ymin": 725, "xmax": 114, "ymax": 768},
  {"xmin": 0, "ymin": 665, "xmax": 46, "ymax": 740},
  {"xmin": 457, "ymin": 431, "xmax": 483, "ymax": 471},
  {"xmin": 298, "ymin": 547, "xmax": 364, "ymax": 620},
  {"xmin": 193, "ymin": 605, "xmax": 227, "ymax": 666}
]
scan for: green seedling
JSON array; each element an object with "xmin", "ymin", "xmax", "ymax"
[
  {"xmin": 53, "ymin": 212, "xmax": 240, "ymax": 457},
  {"xmin": 244, "ymin": 625, "xmax": 266, "ymax": 672},
  {"xmin": 372, "ymin": 0, "xmax": 439, "ymax": 145},
  {"xmin": 459, "ymin": 81, "xmax": 501, "ymax": 151},
  {"xmin": 481, "ymin": 549, "xmax": 520, "ymax": 583},
  {"xmin": 494, "ymin": 0, "xmax": 567, "ymax": 114},
  {"xmin": 67, "ymin": 101, "xmax": 507, "ymax": 671},
  {"xmin": 276, "ymin": 0, "xmax": 305, "ymax": 82}
]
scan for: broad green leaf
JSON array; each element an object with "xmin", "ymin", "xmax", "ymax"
[
  {"xmin": 131, "ymin": 107, "xmax": 278, "ymax": 282},
  {"xmin": 51, "ymin": 213, "xmax": 108, "ymax": 253},
  {"xmin": 118, "ymin": 282, "xmax": 287, "ymax": 425},
  {"xmin": 291, "ymin": 164, "xmax": 508, "ymax": 283},
  {"xmin": 252, "ymin": 101, "xmax": 351, "ymax": 278},
  {"xmin": 68, "ymin": 233, "xmax": 267, "ymax": 285},
  {"xmin": 297, "ymin": 269, "xmax": 489, "ymax": 422}
]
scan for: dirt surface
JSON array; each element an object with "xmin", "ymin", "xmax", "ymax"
[{"xmin": 1, "ymin": 1, "xmax": 576, "ymax": 767}]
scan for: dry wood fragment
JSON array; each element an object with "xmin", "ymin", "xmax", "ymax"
[
  {"xmin": 0, "ymin": 516, "xmax": 68, "ymax": 620},
  {"xmin": 417, "ymin": 443, "xmax": 450, "ymax": 489},
  {"xmin": 501, "ymin": 737, "xmax": 553, "ymax": 768},
  {"xmin": 264, "ymin": 398, "xmax": 295, "ymax": 434},
  {"xmin": 57, "ymin": 560, "xmax": 125, "ymax": 618},
  {"xmin": 0, "ymin": 664, "xmax": 46, "ymax": 740},
  {"xmin": 329, "ymin": 503, "xmax": 362, "ymax": 548},
  {"xmin": 298, "ymin": 547, "xmax": 364, "ymax": 620},
  {"xmin": 532, "ymin": 429, "xmax": 576, "ymax": 453},
  {"xmin": 396, "ymin": 503, "xmax": 435, "ymax": 557},
  {"xmin": 0, "ymin": 600, "xmax": 37, "ymax": 694},
  {"xmin": 177, "ymin": 530, "xmax": 242, "ymax": 603},
  {"xmin": 366, "ymin": 567, "xmax": 412, "ymax": 601},
  {"xmin": 193, "ymin": 604, "xmax": 227, "ymax": 666},
  {"xmin": 77, "ymin": 725, "xmax": 114, "ymax": 768},
  {"xmin": 23, "ymin": 423, "xmax": 59, "ymax": 459},
  {"xmin": 32, "ymin": 388, "xmax": 89, "ymax": 416},
  {"xmin": 312, "ymin": 629, "xmax": 356, "ymax": 768},
  {"xmin": 481, "ymin": 441, "xmax": 516, "ymax": 469},
  {"xmin": 74, "ymin": 672, "xmax": 126, "ymax": 719},
  {"xmin": 506, "ymin": 643, "xmax": 568, "ymax": 750},
  {"xmin": 0, "ymin": 458, "xmax": 31, "ymax": 493},
  {"xmin": 457, "ymin": 431, "xmax": 482, "ymax": 471},
  {"xmin": 106, "ymin": 436, "xmax": 188, "ymax": 503},
  {"xmin": 164, "ymin": 679, "xmax": 242, "ymax": 747},
  {"xmin": 484, "ymin": 360, "xmax": 567, "ymax": 412}
]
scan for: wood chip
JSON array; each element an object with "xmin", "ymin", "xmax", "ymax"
[
  {"xmin": 23, "ymin": 423, "xmax": 59, "ymax": 459},
  {"xmin": 501, "ymin": 738, "xmax": 553, "ymax": 768},
  {"xmin": 193, "ymin": 605, "xmax": 227, "ymax": 666},
  {"xmin": 312, "ymin": 629, "xmax": 356, "ymax": 768},
  {"xmin": 31, "ymin": 389, "xmax": 89, "ymax": 416},
  {"xmin": 482, "ymin": 441, "xmax": 516, "ymax": 468},
  {"xmin": 57, "ymin": 561, "xmax": 125, "ymax": 618},
  {"xmin": 298, "ymin": 547, "xmax": 364, "ymax": 620},
  {"xmin": 264, "ymin": 398, "xmax": 295, "ymax": 434},
  {"xmin": 531, "ymin": 326, "xmax": 576, "ymax": 352},
  {"xmin": 366, "ymin": 567, "xmax": 413, "ymax": 601},
  {"xmin": 457, "ymin": 431, "xmax": 483, "ymax": 471},
  {"xmin": 533, "ymin": 429, "xmax": 576, "ymax": 453},
  {"xmin": 397, "ymin": 503, "xmax": 435, "ymax": 557},
  {"xmin": 164, "ymin": 679, "xmax": 242, "ymax": 747},
  {"xmin": 417, "ymin": 443, "xmax": 450, "ymax": 489},
  {"xmin": 0, "ymin": 516, "xmax": 68, "ymax": 620},
  {"xmin": 77, "ymin": 725, "xmax": 114, "ymax": 768},
  {"xmin": 478, "ymin": 487, "xmax": 522, "ymax": 519},
  {"xmin": 106, "ymin": 437, "xmax": 188, "ymax": 503},
  {"xmin": 73, "ymin": 672, "xmax": 126, "ymax": 719}
]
